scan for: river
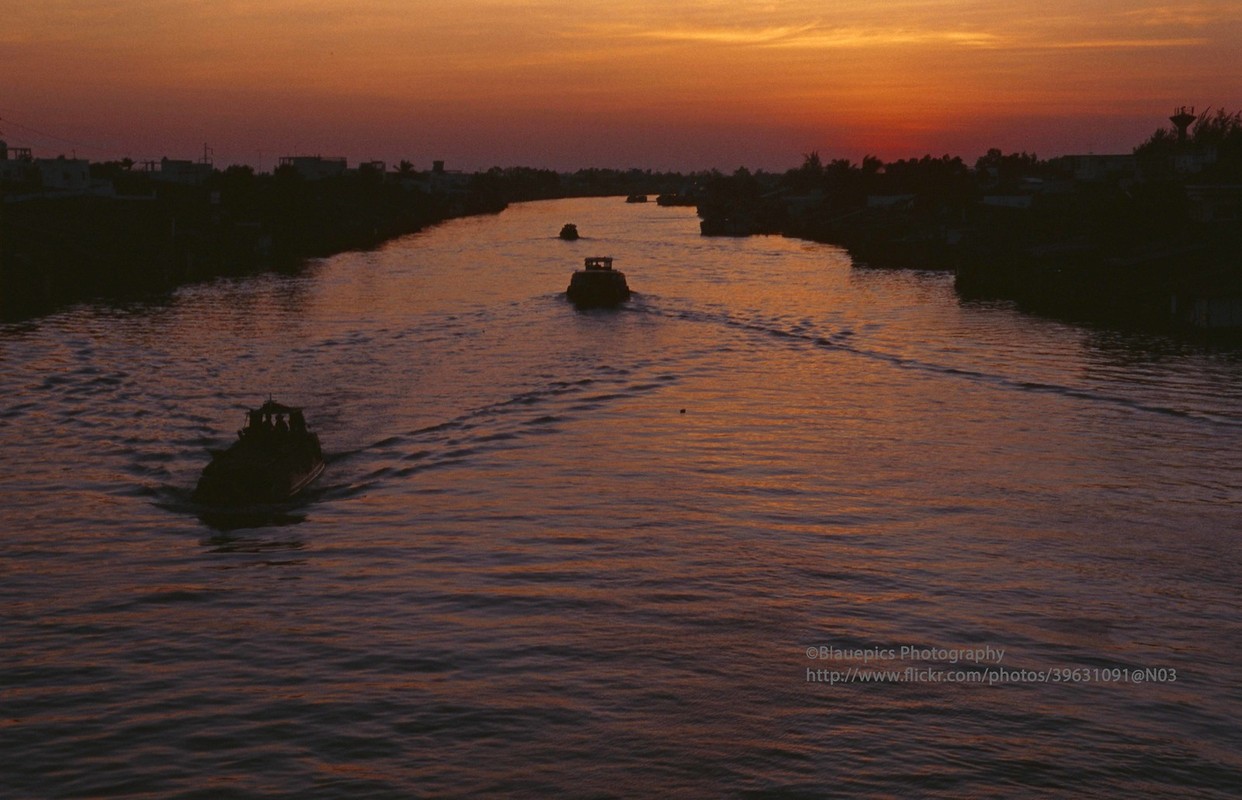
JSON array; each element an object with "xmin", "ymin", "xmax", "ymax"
[{"xmin": 2, "ymin": 197, "xmax": 1240, "ymax": 797}]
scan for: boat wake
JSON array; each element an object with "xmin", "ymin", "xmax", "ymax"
[{"xmin": 640, "ymin": 299, "xmax": 1242, "ymax": 430}]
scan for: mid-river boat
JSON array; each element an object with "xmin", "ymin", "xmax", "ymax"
[
  {"xmin": 193, "ymin": 399, "xmax": 325, "ymax": 505},
  {"xmin": 559, "ymin": 223, "xmax": 580, "ymax": 240},
  {"xmin": 566, "ymin": 256, "xmax": 631, "ymax": 308}
]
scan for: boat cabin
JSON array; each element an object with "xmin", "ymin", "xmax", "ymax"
[
  {"xmin": 195, "ymin": 398, "xmax": 325, "ymax": 505},
  {"xmin": 566, "ymin": 256, "xmax": 631, "ymax": 307},
  {"xmin": 238, "ymin": 399, "xmax": 311, "ymax": 444}
]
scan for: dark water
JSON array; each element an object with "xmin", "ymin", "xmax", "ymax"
[{"xmin": 2, "ymin": 197, "xmax": 1240, "ymax": 798}]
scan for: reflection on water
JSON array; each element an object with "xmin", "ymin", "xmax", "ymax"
[{"xmin": 1, "ymin": 197, "xmax": 1240, "ymax": 797}]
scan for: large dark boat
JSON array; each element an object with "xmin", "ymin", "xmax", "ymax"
[
  {"xmin": 193, "ymin": 399, "xmax": 325, "ymax": 506},
  {"xmin": 566, "ymin": 256, "xmax": 631, "ymax": 308}
]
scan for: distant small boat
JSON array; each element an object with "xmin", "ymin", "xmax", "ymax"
[
  {"xmin": 566, "ymin": 256, "xmax": 631, "ymax": 308},
  {"xmin": 626, "ymin": 194, "xmax": 648, "ymax": 203},
  {"xmin": 657, "ymin": 193, "xmax": 696, "ymax": 206},
  {"xmin": 193, "ymin": 399, "xmax": 325, "ymax": 506},
  {"xmin": 559, "ymin": 223, "xmax": 580, "ymax": 240}
]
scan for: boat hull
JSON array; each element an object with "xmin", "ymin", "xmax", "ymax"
[
  {"xmin": 193, "ymin": 439, "xmax": 325, "ymax": 506},
  {"xmin": 566, "ymin": 269, "xmax": 631, "ymax": 307}
]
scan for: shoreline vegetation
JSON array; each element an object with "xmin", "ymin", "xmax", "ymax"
[
  {"xmin": 0, "ymin": 161, "xmax": 690, "ymax": 319},
  {"xmin": 695, "ymin": 109, "xmax": 1242, "ymax": 334},
  {"xmin": 3, "ymin": 110, "xmax": 1241, "ymax": 334}
]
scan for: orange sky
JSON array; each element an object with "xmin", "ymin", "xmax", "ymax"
[{"xmin": 3, "ymin": 1, "xmax": 1240, "ymax": 171}]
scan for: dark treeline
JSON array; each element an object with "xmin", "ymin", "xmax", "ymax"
[
  {"xmin": 467, "ymin": 166, "xmax": 695, "ymax": 202},
  {"xmin": 1, "ymin": 165, "xmax": 475, "ymax": 317},
  {"xmin": 696, "ymin": 109, "xmax": 1242, "ymax": 331},
  {"xmin": 0, "ymin": 160, "xmax": 704, "ymax": 318},
  {"xmin": 5, "ymin": 111, "xmax": 1241, "ymax": 329}
]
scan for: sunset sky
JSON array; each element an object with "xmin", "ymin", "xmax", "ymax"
[{"xmin": 3, "ymin": 0, "xmax": 1240, "ymax": 172}]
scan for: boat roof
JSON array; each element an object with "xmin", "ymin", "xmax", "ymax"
[
  {"xmin": 252, "ymin": 399, "xmax": 303, "ymax": 415},
  {"xmin": 584, "ymin": 256, "xmax": 614, "ymax": 269}
]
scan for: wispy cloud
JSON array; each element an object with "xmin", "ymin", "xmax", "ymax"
[
  {"xmin": 1120, "ymin": 2, "xmax": 1242, "ymax": 28},
  {"xmin": 616, "ymin": 21, "xmax": 1209, "ymax": 53},
  {"xmin": 763, "ymin": 27, "xmax": 1002, "ymax": 49},
  {"xmin": 1034, "ymin": 38, "xmax": 1209, "ymax": 49},
  {"xmin": 635, "ymin": 24, "xmax": 822, "ymax": 45},
  {"xmin": 624, "ymin": 23, "xmax": 1000, "ymax": 49}
]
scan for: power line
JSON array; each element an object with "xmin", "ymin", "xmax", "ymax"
[{"xmin": 0, "ymin": 112, "xmax": 125, "ymax": 156}]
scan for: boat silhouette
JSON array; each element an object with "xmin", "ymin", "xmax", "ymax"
[
  {"xmin": 194, "ymin": 399, "xmax": 325, "ymax": 506},
  {"xmin": 566, "ymin": 256, "xmax": 631, "ymax": 308}
]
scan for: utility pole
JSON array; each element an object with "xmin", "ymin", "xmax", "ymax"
[{"xmin": 0, "ymin": 117, "xmax": 7, "ymax": 309}]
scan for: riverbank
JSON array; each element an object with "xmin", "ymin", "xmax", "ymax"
[
  {"xmin": 693, "ymin": 146, "xmax": 1242, "ymax": 333},
  {"xmin": 0, "ymin": 171, "xmax": 505, "ymax": 319},
  {"xmin": 0, "ymin": 162, "xmax": 704, "ymax": 320}
]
